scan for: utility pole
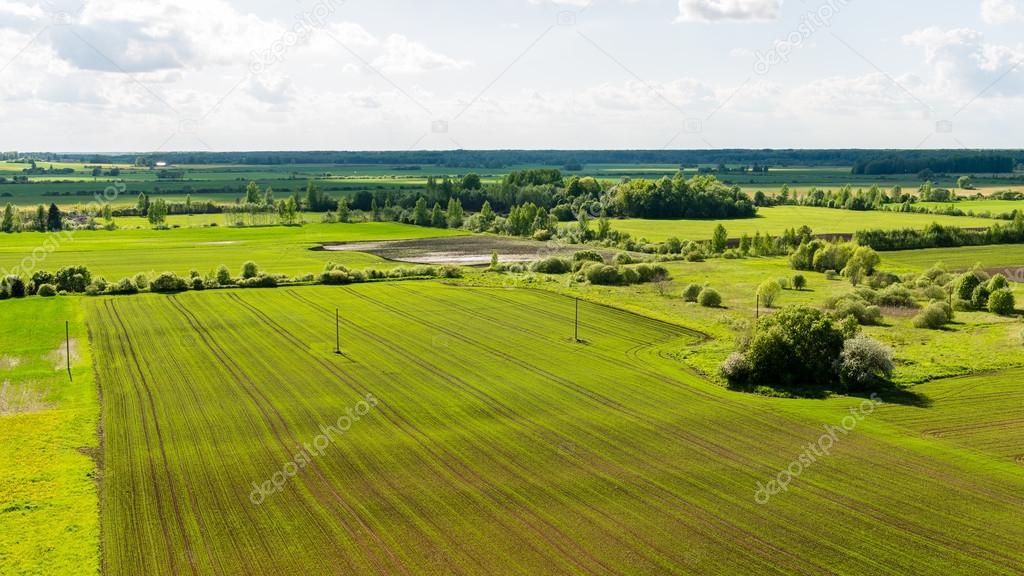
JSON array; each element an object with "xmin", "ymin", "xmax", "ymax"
[
  {"xmin": 65, "ymin": 321, "xmax": 72, "ymax": 381},
  {"xmin": 334, "ymin": 308, "xmax": 341, "ymax": 354},
  {"xmin": 575, "ymin": 298, "xmax": 580, "ymax": 342}
]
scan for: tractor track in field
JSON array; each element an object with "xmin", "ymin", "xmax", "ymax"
[
  {"xmin": 922, "ymin": 417, "xmax": 1024, "ymax": 438},
  {"xmin": 283, "ymin": 289, "xmax": 620, "ymax": 575},
  {"xmin": 166, "ymin": 296, "xmax": 402, "ymax": 576},
  {"xmin": 316, "ymin": 287, "xmax": 840, "ymax": 576},
  {"xmin": 105, "ymin": 301, "xmax": 201, "ymax": 576},
  {"xmin": 369, "ymin": 284, "xmax": 1024, "ymax": 570},
  {"xmin": 401, "ymin": 287, "xmax": 1006, "ymax": 572},
  {"xmin": 221, "ymin": 292, "xmax": 488, "ymax": 576}
]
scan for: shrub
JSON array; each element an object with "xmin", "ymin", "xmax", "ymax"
[
  {"xmin": 757, "ymin": 280, "xmax": 782, "ymax": 308},
  {"xmin": 792, "ymin": 274, "xmax": 807, "ymax": 291},
  {"xmin": 698, "ymin": 287, "xmax": 722, "ymax": 308},
  {"xmin": 839, "ymin": 335, "xmax": 895, "ymax": 391},
  {"xmin": 833, "ymin": 299, "xmax": 883, "ymax": 326},
  {"xmin": 918, "ymin": 285, "xmax": 946, "ymax": 301},
  {"xmin": 55, "ymin": 266, "xmax": 91, "ymax": 293},
  {"xmin": 6, "ymin": 276, "xmax": 25, "ymax": 298},
  {"xmin": 238, "ymin": 273, "xmax": 277, "ymax": 288},
  {"xmin": 987, "ymin": 273, "xmax": 1010, "ymax": 292},
  {"xmin": 988, "ymin": 289, "xmax": 1016, "ymax": 316},
  {"xmin": 614, "ymin": 252, "xmax": 635, "ymax": 265},
  {"xmin": 734, "ymin": 306, "xmax": 846, "ymax": 390},
  {"xmin": 572, "ymin": 250, "xmax": 604, "ymax": 264},
  {"xmin": 683, "ymin": 283, "xmax": 702, "ymax": 302},
  {"xmin": 191, "ymin": 276, "xmax": 205, "ymax": 291},
  {"xmin": 216, "ymin": 265, "xmax": 233, "ymax": 286},
  {"xmin": 719, "ymin": 352, "xmax": 750, "ymax": 383},
  {"xmin": 439, "ymin": 265, "xmax": 463, "ymax": 279},
  {"xmin": 955, "ymin": 272, "xmax": 982, "ymax": 301},
  {"xmin": 150, "ymin": 272, "xmax": 188, "ymax": 293},
  {"xmin": 241, "ymin": 261, "xmax": 259, "ymax": 279},
  {"xmin": 876, "ymin": 284, "xmax": 917, "ymax": 308},
  {"xmin": 134, "ymin": 272, "xmax": 150, "ymax": 291},
  {"xmin": 825, "ymin": 270, "xmax": 839, "ymax": 280},
  {"xmin": 913, "ymin": 302, "xmax": 953, "ymax": 329},
  {"xmin": 108, "ymin": 277, "xmax": 139, "ymax": 295},
  {"xmin": 634, "ymin": 264, "xmax": 669, "ymax": 283},
  {"xmin": 36, "ymin": 283, "xmax": 57, "ymax": 297},
  {"xmin": 586, "ymin": 265, "xmax": 623, "ymax": 285},
  {"xmin": 971, "ymin": 284, "xmax": 991, "ymax": 310},
  {"xmin": 531, "ymin": 257, "xmax": 572, "ymax": 274}
]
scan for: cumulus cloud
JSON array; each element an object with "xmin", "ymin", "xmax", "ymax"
[
  {"xmin": 371, "ymin": 34, "xmax": 469, "ymax": 74},
  {"xmin": 902, "ymin": 27, "xmax": 1024, "ymax": 96},
  {"xmin": 676, "ymin": 0, "xmax": 782, "ymax": 23},
  {"xmin": 980, "ymin": 0, "xmax": 1023, "ymax": 24}
]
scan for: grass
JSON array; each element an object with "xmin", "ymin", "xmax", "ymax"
[
  {"xmin": 0, "ymin": 222, "xmax": 465, "ymax": 280},
  {"xmin": 0, "ymin": 297, "xmax": 99, "ymax": 576},
  {"xmin": 607, "ymin": 206, "xmax": 997, "ymax": 242},
  {"xmin": 884, "ymin": 244, "xmax": 1024, "ymax": 273},
  {"xmin": 85, "ymin": 283, "xmax": 1024, "ymax": 575}
]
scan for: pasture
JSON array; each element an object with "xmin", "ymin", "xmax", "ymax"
[
  {"xmin": 0, "ymin": 298, "xmax": 99, "ymax": 575},
  {"xmin": 605, "ymin": 206, "xmax": 996, "ymax": 242},
  {"xmin": 0, "ymin": 222, "xmax": 464, "ymax": 280},
  {"xmin": 85, "ymin": 283, "xmax": 1024, "ymax": 575}
]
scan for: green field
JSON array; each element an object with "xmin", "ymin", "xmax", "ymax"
[
  {"xmin": 606, "ymin": 206, "xmax": 997, "ymax": 242},
  {"xmin": 0, "ymin": 298, "xmax": 99, "ymax": 575},
  {"xmin": 0, "ymin": 222, "xmax": 464, "ymax": 280},
  {"xmin": 883, "ymin": 244, "xmax": 1024, "ymax": 273},
  {"xmin": 81, "ymin": 284, "xmax": 1024, "ymax": 575}
]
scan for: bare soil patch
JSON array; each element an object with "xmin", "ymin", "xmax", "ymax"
[
  {"xmin": 0, "ymin": 381, "xmax": 52, "ymax": 416},
  {"xmin": 316, "ymin": 236, "xmax": 586, "ymax": 266},
  {"xmin": 46, "ymin": 338, "xmax": 80, "ymax": 371},
  {"xmin": 0, "ymin": 356, "xmax": 21, "ymax": 370}
]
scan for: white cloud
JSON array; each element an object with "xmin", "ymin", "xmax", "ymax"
[
  {"xmin": 371, "ymin": 34, "xmax": 469, "ymax": 74},
  {"xmin": 902, "ymin": 27, "xmax": 1024, "ymax": 96},
  {"xmin": 980, "ymin": 0, "xmax": 1023, "ymax": 24},
  {"xmin": 676, "ymin": 0, "xmax": 782, "ymax": 23}
]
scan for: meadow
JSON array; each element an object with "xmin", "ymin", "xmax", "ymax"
[
  {"xmin": 85, "ymin": 284, "xmax": 1024, "ymax": 575},
  {"xmin": 605, "ymin": 206, "xmax": 996, "ymax": 242},
  {"xmin": 0, "ymin": 222, "xmax": 464, "ymax": 280},
  {"xmin": 0, "ymin": 298, "xmax": 99, "ymax": 575}
]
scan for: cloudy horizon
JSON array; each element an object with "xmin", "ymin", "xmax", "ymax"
[{"xmin": 1, "ymin": 0, "xmax": 1023, "ymax": 153}]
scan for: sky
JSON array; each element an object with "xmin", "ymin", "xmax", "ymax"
[{"xmin": 0, "ymin": 0, "xmax": 1022, "ymax": 152}]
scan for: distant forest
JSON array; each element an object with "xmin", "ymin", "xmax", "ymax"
[{"xmin": 23, "ymin": 149, "xmax": 1024, "ymax": 173}]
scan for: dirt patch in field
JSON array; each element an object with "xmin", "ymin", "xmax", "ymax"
[
  {"xmin": 0, "ymin": 381, "xmax": 52, "ymax": 416},
  {"xmin": 46, "ymin": 339, "xmax": 79, "ymax": 371},
  {"xmin": 0, "ymin": 356, "xmax": 21, "ymax": 370},
  {"xmin": 315, "ymin": 236, "xmax": 589, "ymax": 266}
]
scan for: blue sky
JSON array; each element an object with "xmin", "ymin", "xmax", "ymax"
[{"xmin": 0, "ymin": 0, "xmax": 1022, "ymax": 151}]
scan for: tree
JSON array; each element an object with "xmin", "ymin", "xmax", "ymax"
[
  {"xmin": 490, "ymin": 251, "xmax": 499, "ymax": 270},
  {"xmin": 839, "ymin": 335, "xmax": 894, "ymax": 390},
  {"xmin": 956, "ymin": 175, "xmax": 973, "ymax": 190},
  {"xmin": 757, "ymin": 279, "xmax": 782, "ymax": 308},
  {"xmin": 480, "ymin": 201, "xmax": 495, "ymax": 226},
  {"xmin": 216, "ymin": 265, "xmax": 233, "ymax": 286},
  {"xmin": 412, "ymin": 198, "xmax": 430, "ymax": 226},
  {"xmin": 371, "ymin": 197, "xmax": 380, "ymax": 221},
  {"xmin": 148, "ymin": 198, "xmax": 168, "ymax": 225},
  {"xmin": 245, "ymin": 181, "xmax": 261, "ymax": 204},
  {"xmin": 136, "ymin": 192, "xmax": 149, "ymax": 215},
  {"xmin": 278, "ymin": 195, "xmax": 298, "ymax": 225},
  {"xmin": 711, "ymin": 224, "xmax": 728, "ymax": 254},
  {"xmin": 460, "ymin": 173, "xmax": 482, "ymax": 190},
  {"xmin": 263, "ymin": 187, "xmax": 274, "ymax": 208},
  {"xmin": 47, "ymin": 203, "xmax": 63, "ymax": 231},
  {"xmin": 1, "ymin": 203, "xmax": 14, "ymax": 233},
  {"xmin": 241, "ymin": 261, "xmax": 259, "ymax": 279},
  {"xmin": 734, "ymin": 306, "xmax": 846, "ymax": 390},
  {"xmin": 446, "ymin": 197, "xmax": 464, "ymax": 229},
  {"xmin": 102, "ymin": 203, "xmax": 113, "ymax": 223},
  {"xmin": 336, "ymin": 197, "xmax": 350, "ymax": 223},
  {"xmin": 596, "ymin": 211, "xmax": 611, "ymax": 240},
  {"xmin": 35, "ymin": 205, "xmax": 46, "ymax": 232},
  {"xmin": 430, "ymin": 202, "xmax": 446, "ymax": 228},
  {"xmin": 576, "ymin": 208, "xmax": 590, "ymax": 240},
  {"xmin": 792, "ymin": 274, "xmax": 807, "ymax": 291},
  {"xmin": 988, "ymin": 289, "xmax": 1015, "ymax": 316}
]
